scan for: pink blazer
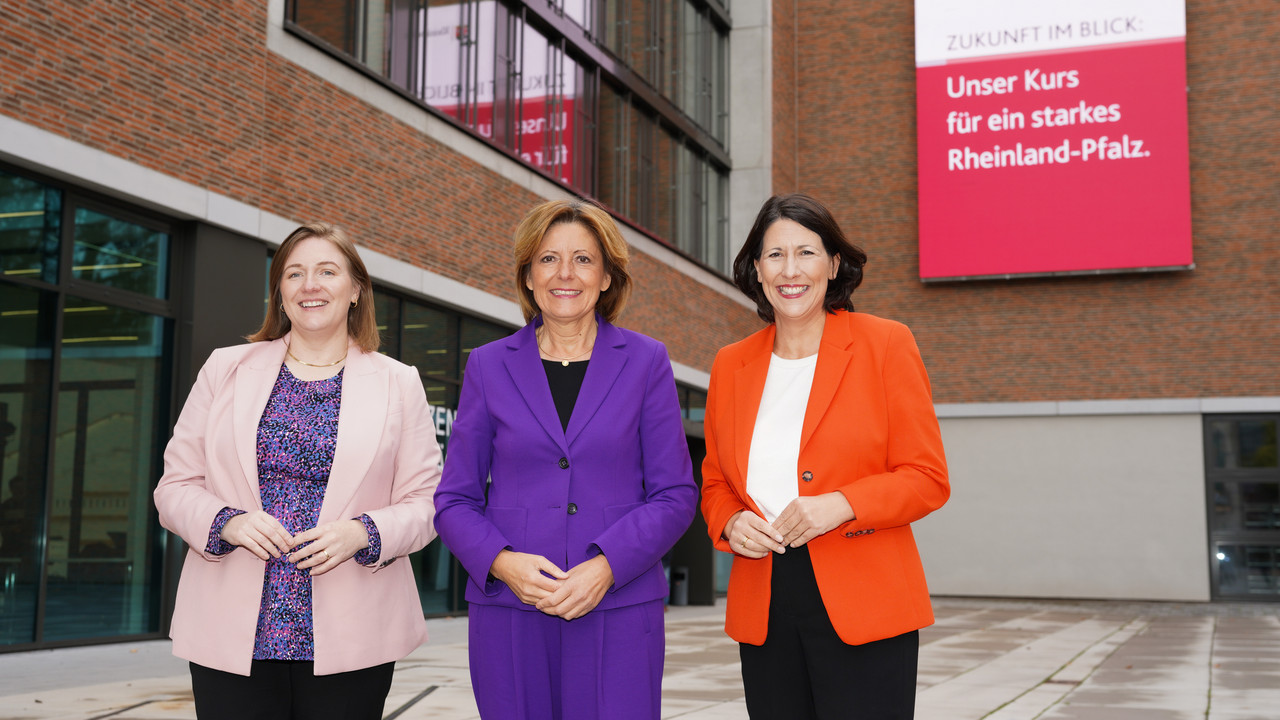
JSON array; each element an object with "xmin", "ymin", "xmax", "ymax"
[{"xmin": 153, "ymin": 335, "xmax": 442, "ymax": 676}]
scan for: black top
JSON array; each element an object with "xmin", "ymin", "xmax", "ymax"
[{"xmin": 542, "ymin": 359, "xmax": 589, "ymax": 430}]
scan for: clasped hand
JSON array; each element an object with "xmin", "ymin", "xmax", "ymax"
[
  {"xmin": 490, "ymin": 550, "xmax": 614, "ymax": 621},
  {"xmin": 725, "ymin": 492, "xmax": 856, "ymax": 557},
  {"xmin": 220, "ymin": 511, "xmax": 368, "ymax": 577}
]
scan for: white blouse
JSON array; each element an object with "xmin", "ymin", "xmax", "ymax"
[{"xmin": 745, "ymin": 353, "xmax": 817, "ymax": 522}]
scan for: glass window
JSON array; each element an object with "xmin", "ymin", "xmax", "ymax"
[
  {"xmin": 596, "ymin": 81, "xmax": 632, "ymax": 217},
  {"xmin": 0, "ymin": 283, "xmax": 54, "ymax": 645},
  {"xmin": 1215, "ymin": 544, "xmax": 1280, "ymax": 597},
  {"xmin": 402, "ymin": 301, "xmax": 457, "ymax": 408},
  {"xmin": 559, "ymin": 0, "xmax": 590, "ymax": 31},
  {"xmin": 287, "ymin": 1, "xmax": 731, "ymax": 272},
  {"xmin": 419, "ymin": 0, "xmax": 498, "ymax": 135},
  {"xmin": 461, "ymin": 315, "xmax": 512, "ymax": 360},
  {"xmin": 0, "ymin": 173, "xmax": 61, "ymax": 284},
  {"xmin": 1209, "ymin": 419, "xmax": 1279, "ymax": 469},
  {"xmin": 72, "ymin": 208, "xmax": 170, "ymax": 299},
  {"xmin": 43, "ymin": 297, "xmax": 166, "ymax": 641},
  {"xmin": 518, "ymin": 26, "xmax": 579, "ymax": 186},
  {"xmin": 374, "ymin": 289, "xmax": 401, "ymax": 359},
  {"xmin": 685, "ymin": 387, "xmax": 706, "ymax": 423},
  {"xmin": 1210, "ymin": 481, "xmax": 1280, "ymax": 532}
]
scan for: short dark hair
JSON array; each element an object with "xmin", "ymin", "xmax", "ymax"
[{"xmin": 732, "ymin": 193, "xmax": 867, "ymax": 323}]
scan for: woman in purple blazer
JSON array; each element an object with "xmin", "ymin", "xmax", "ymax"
[{"xmin": 434, "ymin": 199, "xmax": 698, "ymax": 720}]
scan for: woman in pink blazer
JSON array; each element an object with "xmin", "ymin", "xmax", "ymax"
[
  {"xmin": 701, "ymin": 195, "xmax": 949, "ymax": 719},
  {"xmin": 154, "ymin": 223, "xmax": 441, "ymax": 720}
]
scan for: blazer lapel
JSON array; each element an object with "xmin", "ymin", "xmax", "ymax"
[
  {"xmin": 320, "ymin": 345, "xmax": 387, "ymax": 523},
  {"xmin": 733, "ymin": 324, "xmax": 776, "ymax": 483},
  {"xmin": 800, "ymin": 311, "xmax": 855, "ymax": 453},
  {"xmin": 564, "ymin": 318, "xmax": 626, "ymax": 444},
  {"xmin": 503, "ymin": 321, "xmax": 569, "ymax": 455},
  {"xmin": 233, "ymin": 337, "xmax": 289, "ymax": 509}
]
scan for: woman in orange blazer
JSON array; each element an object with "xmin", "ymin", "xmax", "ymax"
[
  {"xmin": 154, "ymin": 223, "xmax": 441, "ymax": 720},
  {"xmin": 700, "ymin": 194, "xmax": 949, "ymax": 719}
]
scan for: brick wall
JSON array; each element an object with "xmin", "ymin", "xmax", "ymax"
[
  {"xmin": 0, "ymin": 0, "xmax": 760, "ymax": 371},
  {"xmin": 784, "ymin": 0, "xmax": 1280, "ymax": 403}
]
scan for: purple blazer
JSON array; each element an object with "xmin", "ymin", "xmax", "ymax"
[{"xmin": 434, "ymin": 317, "xmax": 697, "ymax": 611}]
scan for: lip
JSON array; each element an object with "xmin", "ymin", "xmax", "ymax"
[
  {"xmin": 776, "ymin": 285, "xmax": 810, "ymax": 298},
  {"xmin": 549, "ymin": 289, "xmax": 582, "ymax": 297},
  {"xmin": 297, "ymin": 299, "xmax": 329, "ymax": 309}
]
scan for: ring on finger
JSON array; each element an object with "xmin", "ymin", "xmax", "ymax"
[
  {"xmin": 322, "ymin": 549, "xmax": 331, "ymax": 561},
  {"xmin": 740, "ymin": 537, "xmax": 748, "ymax": 548}
]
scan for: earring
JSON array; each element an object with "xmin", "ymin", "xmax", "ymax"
[
  {"xmin": 351, "ymin": 297, "xmax": 359, "ymax": 308},
  {"xmin": 280, "ymin": 303, "xmax": 285, "ymax": 312}
]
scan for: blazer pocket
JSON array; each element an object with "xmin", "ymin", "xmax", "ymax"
[
  {"xmin": 604, "ymin": 502, "xmax": 643, "ymax": 526},
  {"xmin": 484, "ymin": 506, "xmax": 528, "ymax": 547}
]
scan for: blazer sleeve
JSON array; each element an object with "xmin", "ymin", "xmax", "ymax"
[
  {"xmin": 588, "ymin": 340, "xmax": 698, "ymax": 590},
  {"xmin": 698, "ymin": 349, "xmax": 746, "ymax": 553},
  {"xmin": 153, "ymin": 349, "xmax": 235, "ymax": 561},
  {"xmin": 834, "ymin": 323, "xmax": 949, "ymax": 533},
  {"xmin": 432, "ymin": 351, "xmax": 512, "ymax": 595},
  {"xmin": 361, "ymin": 362, "xmax": 442, "ymax": 565}
]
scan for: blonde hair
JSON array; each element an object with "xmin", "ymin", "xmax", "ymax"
[
  {"xmin": 246, "ymin": 222, "xmax": 379, "ymax": 352},
  {"xmin": 512, "ymin": 199, "xmax": 632, "ymax": 323}
]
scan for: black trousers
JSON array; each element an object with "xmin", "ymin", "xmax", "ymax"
[
  {"xmin": 739, "ymin": 545, "xmax": 919, "ymax": 720},
  {"xmin": 189, "ymin": 659, "xmax": 395, "ymax": 720}
]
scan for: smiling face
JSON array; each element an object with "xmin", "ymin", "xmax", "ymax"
[
  {"xmin": 279, "ymin": 237, "xmax": 360, "ymax": 340},
  {"xmin": 525, "ymin": 221, "xmax": 612, "ymax": 327},
  {"xmin": 754, "ymin": 218, "xmax": 838, "ymax": 328}
]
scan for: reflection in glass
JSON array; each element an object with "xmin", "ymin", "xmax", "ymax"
[
  {"xmin": 518, "ymin": 26, "xmax": 580, "ymax": 186},
  {"xmin": 685, "ymin": 388, "xmax": 706, "ymax": 423},
  {"xmin": 419, "ymin": 0, "xmax": 497, "ymax": 135},
  {"xmin": 0, "ymin": 171, "xmax": 61, "ymax": 283},
  {"xmin": 0, "ymin": 283, "xmax": 54, "ymax": 645},
  {"xmin": 460, "ymin": 316, "xmax": 511, "ymax": 360},
  {"xmin": 1211, "ymin": 482, "xmax": 1280, "ymax": 532},
  {"xmin": 1209, "ymin": 419, "xmax": 1279, "ymax": 469},
  {"xmin": 374, "ymin": 290, "xmax": 401, "ymax": 359},
  {"xmin": 43, "ymin": 296, "xmax": 165, "ymax": 641},
  {"xmin": 1216, "ymin": 544, "xmax": 1280, "ymax": 597},
  {"xmin": 403, "ymin": 301, "xmax": 457, "ymax": 407},
  {"xmin": 72, "ymin": 209, "xmax": 170, "ymax": 299}
]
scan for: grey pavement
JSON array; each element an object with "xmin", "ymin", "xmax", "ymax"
[{"xmin": 1, "ymin": 597, "xmax": 1278, "ymax": 719}]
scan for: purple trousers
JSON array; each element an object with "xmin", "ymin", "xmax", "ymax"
[{"xmin": 467, "ymin": 600, "xmax": 665, "ymax": 720}]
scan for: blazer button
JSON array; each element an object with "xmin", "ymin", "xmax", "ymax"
[
  {"xmin": 801, "ymin": 470, "xmax": 813, "ymax": 482},
  {"xmin": 558, "ymin": 457, "xmax": 569, "ymax": 469},
  {"xmin": 844, "ymin": 531, "xmax": 855, "ymax": 538},
  {"xmin": 567, "ymin": 503, "xmax": 578, "ymax": 515}
]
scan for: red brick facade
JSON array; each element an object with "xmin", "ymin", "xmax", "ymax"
[
  {"xmin": 780, "ymin": 0, "xmax": 1280, "ymax": 403},
  {"xmin": 1, "ymin": 0, "xmax": 759, "ymax": 371}
]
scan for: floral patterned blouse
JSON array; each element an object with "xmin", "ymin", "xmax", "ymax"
[{"xmin": 206, "ymin": 365, "xmax": 381, "ymax": 661}]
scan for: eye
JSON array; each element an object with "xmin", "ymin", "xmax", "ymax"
[
  {"xmin": 320, "ymin": 269, "xmax": 336, "ymax": 276},
  {"xmin": 287, "ymin": 271, "xmax": 302, "ymax": 279},
  {"xmin": 575, "ymin": 254, "xmax": 592, "ymax": 264},
  {"xmin": 539, "ymin": 254, "xmax": 556, "ymax": 263}
]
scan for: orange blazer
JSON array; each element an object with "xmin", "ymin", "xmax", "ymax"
[{"xmin": 700, "ymin": 310, "xmax": 949, "ymax": 646}]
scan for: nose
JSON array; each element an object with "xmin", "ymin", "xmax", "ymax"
[
  {"xmin": 301, "ymin": 270, "xmax": 322, "ymax": 290},
  {"xmin": 781, "ymin": 254, "xmax": 801, "ymax": 277},
  {"xmin": 556, "ymin": 258, "xmax": 575, "ymax": 279}
]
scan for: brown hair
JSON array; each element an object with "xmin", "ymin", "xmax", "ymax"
[
  {"xmin": 246, "ymin": 222, "xmax": 380, "ymax": 352},
  {"xmin": 512, "ymin": 198, "xmax": 632, "ymax": 323},
  {"xmin": 732, "ymin": 193, "xmax": 868, "ymax": 324}
]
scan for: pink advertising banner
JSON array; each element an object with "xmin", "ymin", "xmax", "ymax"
[{"xmin": 914, "ymin": 1, "xmax": 1191, "ymax": 280}]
